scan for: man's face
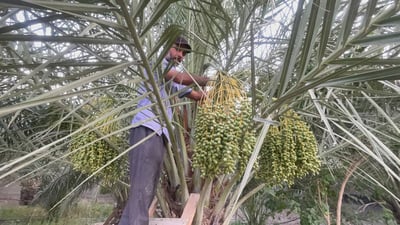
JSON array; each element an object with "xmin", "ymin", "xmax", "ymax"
[{"xmin": 167, "ymin": 44, "xmax": 187, "ymax": 64}]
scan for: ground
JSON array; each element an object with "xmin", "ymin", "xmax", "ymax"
[
  {"xmin": 0, "ymin": 180, "xmax": 300, "ymax": 224},
  {"xmin": 0, "ymin": 180, "xmax": 395, "ymax": 225},
  {"xmin": 0, "ymin": 180, "xmax": 114, "ymax": 207}
]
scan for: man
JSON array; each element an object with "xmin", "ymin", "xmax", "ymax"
[{"xmin": 118, "ymin": 36, "xmax": 208, "ymax": 225}]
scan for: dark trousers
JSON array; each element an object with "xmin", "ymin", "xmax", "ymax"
[{"xmin": 118, "ymin": 126, "xmax": 166, "ymax": 225}]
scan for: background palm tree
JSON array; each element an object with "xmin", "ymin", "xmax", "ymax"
[{"xmin": 1, "ymin": 0, "xmax": 400, "ymax": 224}]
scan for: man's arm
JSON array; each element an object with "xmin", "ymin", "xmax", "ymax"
[{"xmin": 165, "ymin": 69, "xmax": 208, "ymax": 86}]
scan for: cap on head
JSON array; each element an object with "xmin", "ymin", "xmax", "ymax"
[{"xmin": 174, "ymin": 36, "xmax": 192, "ymax": 54}]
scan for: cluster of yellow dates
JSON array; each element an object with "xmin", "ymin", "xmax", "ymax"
[
  {"xmin": 69, "ymin": 97, "xmax": 126, "ymax": 186},
  {"xmin": 257, "ymin": 109, "xmax": 321, "ymax": 187},
  {"xmin": 193, "ymin": 72, "xmax": 256, "ymax": 178},
  {"xmin": 193, "ymin": 71, "xmax": 320, "ymax": 185}
]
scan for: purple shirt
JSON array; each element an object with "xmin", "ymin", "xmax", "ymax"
[{"xmin": 131, "ymin": 58, "xmax": 192, "ymax": 141}]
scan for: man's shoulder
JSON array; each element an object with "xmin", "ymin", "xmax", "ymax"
[{"xmin": 162, "ymin": 58, "xmax": 176, "ymax": 70}]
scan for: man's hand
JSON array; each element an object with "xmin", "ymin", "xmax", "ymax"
[{"xmin": 186, "ymin": 90, "xmax": 207, "ymax": 101}]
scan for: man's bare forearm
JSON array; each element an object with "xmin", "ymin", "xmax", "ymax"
[{"xmin": 166, "ymin": 71, "xmax": 209, "ymax": 86}]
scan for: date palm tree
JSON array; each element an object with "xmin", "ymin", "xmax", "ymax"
[{"xmin": 0, "ymin": 0, "xmax": 399, "ymax": 224}]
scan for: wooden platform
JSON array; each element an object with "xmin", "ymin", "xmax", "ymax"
[
  {"xmin": 94, "ymin": 193, "xmax": 200, "ymax": 225},
  {"xmin": 150, "ymin": 218, "xmax": 186, "ymax": 225}
]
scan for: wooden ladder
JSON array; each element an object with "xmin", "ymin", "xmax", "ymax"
[{"xmin": 149, "ymin": 193, "xmax": 200, "ymax": 225}]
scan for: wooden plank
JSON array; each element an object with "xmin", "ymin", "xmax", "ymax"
[
  {"xmin": 149, "ymin": 218, "xmax": 187, "ymax": 225},
  {"xmin": 149, "ymin": 197, "xmax": 158, "ymax": 217},
  {"xmin": 180, "ymin": 193, "xmax": 200, "ymax": 225}
]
